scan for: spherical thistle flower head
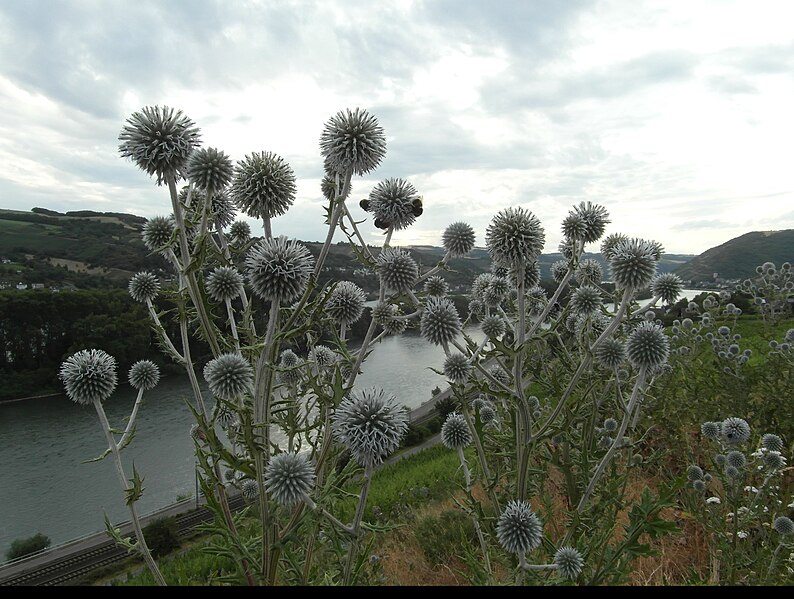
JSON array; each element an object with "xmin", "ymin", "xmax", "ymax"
[
  {"xmin": 479, "ymin": 404, "xmax": 497, "ymax": 425},
  {"xmin": 206, "ymin": 266, "xmax": 243, "ymax": 303},
  {"xmin": 570, "ymin": 285, "xmax": 602, "ymax": 316},
  {"xmin": 229, "ymin": 220, "xmax": 251, "ymax": 244},
  {"xmin": 483, "ymin": 285, "xmax": 505, "ymax": 308},
  {"xmin": 187, "ymin": 147, "xmax": 233, "ymax": 193},
  {"xmin": 714, "ymin": 453, "xmax": 727, "ymax": 467},
  {"xmin": 721, "ymin": 417, "xmax": 751, "ymax": 446},
  {"xmin": 561, "ymin": 213, "xmax": 588, "ymax": 241},
  {"xmin": 687, "ymin": 465, "xmax": 704, "ymax": 481},
  {"xmin": 325, "ymin": 281, "xmax": 366, "ymax": 326},
  {"xmin": 496, "ymin": 500, "xmax": 544, "ymax": 555},
  {"xmin": 603, "ymin": 418, "xmax": 618, "ymax": 433},
  {"xmin": 651, "ymin": 273, "xmax": 684, "ymax": 304},
  {"xmin": 60, "ymin": 349, "xmax": 118, "ymax": 405},
  {"xmin": 701, "ymin": 421, "xmax": 722, "ymax": 440},
  {"xmin": 423, "ymin": 275, "xmax": 449, "ymax": 297},
  {"xmin": 245, "ymin": 236, "xmax": 314, "ymax": 303},
  {"xmin": 511, "ymin": 259, "xmax": 541, "ymax": 289},
  {"xmin": 320, "ymin": 174, "xmax": 345, "ymax": 202},
  {"xmin": 264, "ymin": 452, "xmax": 316, "ymax": 507},
  {"xmin": 471, "ymin": 273, "xmax": 497, "ymax": 300},
  {"xmin": 203, "ymin": 353, "xmax": 253, "ymax": 400},
  {"xmin": 277, "ymin": 349, "xmax": 304, "ymax": 385},
  {"xmin": 320, "ymin": 107, "xmax": 386, "ymax": 176},
  {"xmin": 724, "ymin": 465, "xmax": 740, "ymax": 479},
  {"xmin": 208, "ymin": 191, "xmax": 236, "ymax": 230},
  {"xmin": 442, "ymin": 222, "xmax": 476, "ymax": 257},
  {"xmin": 119, "ymin": 105, "xmax": 201, "ymax": 185},
  {"xmin": 763, "ymin": 451, "xmax": 787, "ymax": 470},
  {"xmin": 371, "ymin": 301, "xmax": 398, "ymax": 326},
  {"xmin": 333, "ymin": 387, "xmax": 408, "ymax": 468},
  {"xmin": 774, "ymin": 516, "xmax": 794, "ymax": 536},
  {"xmin": 383, "ymin": 315, "xmax": 408, "ymax": 336},
  {"xmin": 141, "ymin": 215, "xmax": 175, "ymax": 251},
  {"xmin": 128, "ymin": 360, "xmax": 160, "ymax": 391},
  {"xmin": 241, "ymin": 478, "xmax": 260, "ymax": 500},
  {"xmin": 369, "ymin": 178, "xmax": 421, "ymax": 231},
  {"xmin": 420, "ymin": 297, "xmax": 462, "ymax": 346},
  {"xmin": 309, "ymin": 345, "xmax": 337, "ymax": 369},
  {"xmin": 554, "ymin": 546, "xmax": 584, "ymax": 580},
  {"xmin": 440, "ymin": 412, "xmax": 472, "ymax": 449},
  {"xmin": 575, "ymin": 258, "xmax": 603, "ymax": 287},
  {"xmin": 551, "ymin": 260, "xmax": 569, "ymax": 284},
  {"xmin": 486, "ymin": 207, "xmax": 545, "ymax": 267},
  {"xmin": 232, "ymin": 151, "xmax": 296, "ymax": 220},
  {"xmin": 489, "ymin": 364, "xmax": 511, "ymax": 386},
  {"xmin": 377, "ymin": 247, "xmax": 418, "ymax": 292},
  {"xmin": 692, "ymin": 480, "xmax": 707, "ymax": 492},
  {"xmin": 761, "ymin": 433, "xmax": 784, "ymax": 452},
  {"xmin": 600, "ymin": 233, "xmax": 629, "ymax": 260},
  {"xmin": 626, "ymin": 321, "xmax": 670, "ymax": 370},
  {"xmin": 482, "ymin": 314, "xmax": 507, "ymax": 339},
  {"xmin": 443, "ymin": 353, "xmax": 471, "ymax": 383},
  {"xmin": 609, "ymin": 238, "xmax": 659, "ymax": 291},
  {"xmin": 128, "ymin": 271, "xmax": 160, "ymax": 303},
  {"xmin": 571, "ymin": 201, "xmax": 610, "ymax": 244}
]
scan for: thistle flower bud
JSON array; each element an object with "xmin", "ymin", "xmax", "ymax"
[
  {"xmin": 763, "ymin": 451, "xmax": 787, "ymax": 470},
  {"xmin": 714, "ymin": 454, "xmax": 727, "ymax": 467},
  {"xmin": 309, "ymin": 345, "xmax": 337, "ymax": 369},
  {"xmin": 128, "ymin": 271, "xmax": 160, "ymax": 303},
  {"xmin": 277, "ymin": 349, "xmax": 304, "ymax": 385},
  {"xmin": 626, "ymin": 322, "xmax": 670, "ymax": 370},
  {"xmin": 264, "ymin": 452, "xmax": 316, "ymax": 507},
  {"xmin": 575, "ymin": 258, "xmax": 603, "ymax": 286},
  {"xmin": 368, "ymin": 178, "xmax": 421, "ymax": 231},
  {"xmin": 241, "ymin": 478, "xmax": 259, "ymax": 500},
  {"xmin": 486, "ymin": 207, "xmax": 545, "ymax": 267},
  {"xmin": 206, "ymin": 266, "xmax": 243, "ymax": 303},
  {"xmin": 561, "ymin": 213, "xmax": 588, "ymax": 241},
  {"xmin": 443, "ymin": 353, "xmax": 471, "ymax": 383},
  {"xmin": 481, "ymin": 315, "xmax": 506, "ymax": 338},
  {"xmin": 141, "ymin": 216, "xmax": 175, "ymax": 251},
  {"xmin": 229, "ymin": 220, "xmax": 251, "ymax": 244},
  {"xmin": 203, "ymin": 353, "xmax": 253, "ymax": 400},
  {"xmin": 479, "ymin": 404, "xmax": 497, "ymax": 425},
  {"xmin": 571, "ymin": 201, "xmax": 610, "ymax": 244},
  {"xmin": 326, "ymin": 281, "xmax": 366, "ymax": 326},
  {"xmin": 420, "ymin": 297, "xmax": 462, "ymax": 346},
  {"xmin": 128, "ymin": 360, "xmax": 160, "ymax": 391},
  {"xmin": 761, "ymin": 433, "xmax": 784, "ymax": 452},
  {"xmin": 692, "ymin": 480, "xmax": 706, "ymax": 492},
  {"xmin": 511, "ymin": 260, "xmax": 541, "ymax": 289},
  {"xmin": 595, "ymin": 338, "xmax": 625, "ymax": 370},
  {"xmin": 600, "ymin": 232, "xmax": 629, "ymax": 260},
  {"xmin": 687, "ymin": 465, "xmax": 704, "ymax": 481},
  {"xmin": 554, "ymin": 546, "xmax": 584, "ymax": 580},
  {"xmin": 423, "ymin": 275, "xmax": 449, "ymax": 297},
  {"xmin": 60, "ymin": 349, "xmax": 118, "ymax": 405},
  {"xmin": 442, "ymin": 222, "xmax": 476, "ymax": 257},
  {"xmin": 496, "ymin": 500, "xmax": 543, "ymax": 555},
  {"xmin": 187, "ymin": 147, "xmax": 233, "ymax": 192},
  {"xmin": 551, "ymin": 260, "xmax": 569, "ymax": 283},
  {"xmin": 441, "ymin": 412, "xmax": 472, "ymax": 449},
  {"xmin": 245, "ymin": 236, "xmax": 314, "ymax": 303},
  {"xmin": 651, "ymin": 273, "xmax": 683, "ymax": 304},
  {"xmin": 372, "ymin": 301, "xmax": 398, "ymax": 325},
  {"xmin": 604, "ymin": 418, "xmax": 618, "ymax": 433},
  {"xmin": 570, "ymin": 285, "xmax": 602, "ymax": 316},
  {"xmin": 773, "ymin": 516, "xmax": 794, "ymax": 536},
  {"xmin": 377, "ymin": 248, "xmax": 418, "ymax": 292},
  {"xmin": 320, "ymin": 108, "xmax": 386, "ymax": 176}
]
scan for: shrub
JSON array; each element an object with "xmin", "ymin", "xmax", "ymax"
[
  {"xmin": 142, "ymin": 517, "xmax": 181, "ymax": 558},
  {"xmin": 415, "ymin": 509, "xmax": 477, "ymax": 565},
  {"xmin": 6, "ymin": 533, "xmax": 51, "ymax": 561}
]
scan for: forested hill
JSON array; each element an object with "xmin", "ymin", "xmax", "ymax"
[{"xmin": 674, "ymin": 230, "xmax": 794, "ymax": 283}]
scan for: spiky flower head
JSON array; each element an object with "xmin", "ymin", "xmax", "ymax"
[
  {"xmin": 486, "ymin": 207, "xmax": 545, "ymax": 267},
  {"xmin": 561, "ymin": 213, "xmax": 588, "ymax": 241},
  {"xmin": 424, "ymin": 275, "xmax": 449, "ymax": 297},
  {"xmin": 511, "ymin": 260, "xmax": 541, "ymax": 289},
  {"xmin": 231, "ymin": 151, "xmax": 296, "ymax": 219},
  {"xmin": 203, "ymin": 353, "xmax": 253, "ymax": 400},
  {"xmin": 245, "ymin": 236, "xmax": 314, "ymax": 303},
  {"xmin": 128, "ymin": 271, "xmax": 160, "ymax": 303},
  {"xmin": 570, "ymin": 285, "xmax": 602, "ymax": 316},
  {"xmin": 208, "ymin": 191, "xmax": 236, "ymax": 230},
  {"xmin": 215, "ymin": 405, "xmax": 236, "ymax": 428},
  {"xmin": 575, "ymin": 258, "xmax": 603, "ymax": 286},
  {"xmin": 382, "ymin": 315, "xmax": 407, "ymax": 336},
  {"xmin": 471, "ymin": 273, "xmax": 497, "ymax": 299},
  {"xmin": 60, "ymin": 349, "xmax": 118, "ymax": 405},
  {"xmin": 420, "ymin": 297, "xmax": 462, "ymax": 346},
  {"xmin": 692, "ymin": 480, "xmax": 707, "ymax": 492},
  {"xmin": 479, "ymin": 404, "xmax": 497, "ymax": 425},
  {"xmin": 187, "ymin": 146, "xmax": 233, "ymax": 193},
  {"xmin": 206, "ymin": 266, "xmax": 243, "ymax": 303},
  {"xmin": 496, "ymin": 500, "xmax": 543, "ymax": 555},
  {"xmin": 368, "ymin": 178, "xmax": 421, "ymax": 231},
  {"xmin": 651, "ymin": 273, "xmax": 684, "ymax": 305},
  {"xmin": 761, "ymin": 433, "xmax": 784, "ymax": 452},
  {"xmin": 600, "ymin": 233, "xmax": 629, "ymax": 260},
  {"xmin": 326, "ymin": 281, "xmax": 366, "ymax": 326},
  {"xmin": 141, "ymin": 215, "xmax": 175, "ymax": 251},
  {"xmin": 714, "ymin": 454, "xmax": 727, "ymax": 467},
  {"xmin": 701, "ymin": 421, "xmax": 722, "ymax": 440},
  {"xmin": 443, "ymin": 353, "xmax": 471, "ymax": 383},
  {"xmin": 128, "ymin": 360, "xmax": 160, "ymax": 391},
  {"xmin": 277, "ymin": 349, "xmax": 304, "ymax": 385},
  {"xmin": 333, "ymin": 387, "xmax": 408, "ymax": 467},
  {"xmin": 726, "ymin": 451, "xmax": 746, "ymax": 469},
  {"xmin": 241, "ymin": 479, "xmax": 259, "ymax": 500},
  {"xmin": 604, "ymin": 418, "xmax": 618, "ymax": 433},
  {"xmin": 229, "ymin": 220, "xmax": 251, "ymax": 244},
  {"xmin": 440, "ymin": 412, "xmax": 472, "ymax": 449},
  {"xmin": 773, "ymin": 516, "xmax": 794, "ymax": 536},
  {"xmin": 482, "ymin": 315, "xmax": 506, "ymax": 339},
  {"xmin": 377, "ymin": 247, "xmax": 418, "ymax": 292},
  {"xmin": 571, "ymin": 201, "xmax": 610, "ymax": 244},
  {"xmin": 442, "ymin": 222, "xmax": 476, "ymax": 257},
  {"xmin": 321, "ymin": 173, "xmax": 350, "ymax": 202},
  {"xmin": 594, "ymin": 338, "xmax": 625, "ymax": 371},
  {"xmin": 320, "ymin": 107, "xmax": 386, "ymax": 176},
  {"xmin": 609, "ymin": 238, "xmax": 659, "ymax": 290},
  {"xmin": 309, "ymin": 345, "xmax": 337, "ymax": 369},
  {"xmin": 626, "ymin": 321, "xmax": 670, "ymax": 370},
  {"xmin": 763, "ymin": 451, "xmax": 786, "ymax": 470},
  {"xmin": 551, "ymin": 260, "xmax": 569, "ymax": 284},
  {"xmin": 119, "ymin": 105, "xmax": 201, "ymax": 185},
  {"xmin": 372, "ymin": 301, "xmax": 398, "ymax": 326},
  {"xmin": 489, "ymin": 365, "xmax": 511, "ymax": 386},
  {"xmin": 687, "ymin": 465, "xmax": 704, "ymax": 481},
  {"xmin": 724, "ymin": 465, "xmax": 740, "ymax": 479},
  {"xmin": 721, "ymin": 417, "xmax": 751, "ymax": 446},
  {"xmin": 554, "ymin": 546, "xmax": 584, "ymax": 580},
  {"xmin": 264, "ymin": 452, "xmax": 316, "ymax": 507}
]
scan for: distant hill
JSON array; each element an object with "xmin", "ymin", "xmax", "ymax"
[{"xmin": 674, "ymin": 230, "xmax": 794, "ymax": 283}]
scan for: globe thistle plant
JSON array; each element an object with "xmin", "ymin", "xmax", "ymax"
[
  {"xmin": 264, "ymin": 452, "xmax": 316, "ymax": 507},
  {"xmin": 420, "ymin": 297, "xmax": 462, "ymax": 346},
  {"xmin": 372, "ymin": 301, "xmax": 398, "ymax": 326},
  {"xmin": 231, "ymin": 151, "xmax": 296, "ymax": 220},
  {"xmin": 245, "ymin": 236, "xmax": 314, "ymax": 303},
  {"xmin": 60, "ymin": 349, "xmax": 118, "ymax": 405},
  {"xmin": 208, "ymin": 191, "xmax": 236, "ymax": 230},
  {"xmin": 571, "ymin": 201, "xmax": 610, "ymax": 244},
  {"xmin": 241, "ymin": 478, "xmax": 260, "ymax": 500},
  {"xmin": 187, "ymin": 147, "xmax": 233, "ymax": 193},
  {"xmin": 495, "ymin": 500, "xmax": 544, "ymax": 555},
  {"xmin": 368, "ymin": 178, "xmax": 421, "ymax": 230},
  {"xmin": 481, "ymin": 315, "xmax": 506, "ymax": 338},
  {"xmin": 442, "ymin": 222, "xmax": 476, "ymax": 257},
  {"xmin": 443, "ymin": 353, "xmax": 471, "ymax": 383},
  {"xmin": 325, "ymin": 281, "xmax": 366, "ymax": 325},
  {"xmin": 721, "ymin": 417, "xmax": 751, "ymax": 446},
  {"xmin": 763, "ymin": 451, "xmax": 787, "ymax": 470},
  {"xmin": 761, "ymin": 433, "xmax": 784, "ymax": 452},
  {"xmin": 511, "ymin": 260, "xmax": 541, "ymax": 289},
  {"xmin": 479, "ymin": 404, "xmax": 497, "ymax": 426},
  {"xmin": 570, "ymin": 285, "xmax": 602, "ymax": 316},
  {"xmin": 726, "ymin": 451, "xmax": 747, "ymax": 469},
  {"xmin": 561, "ymin": 213, "xmax": 588, "ymax": 241},
  {"xmin": 603, "ymin": 418, "xmax": 618, "ymax": 433},
  {"xmin": 128, "ymin": 272, "xmax": 160, "ymax": 303},
  {"xmin": 554, "ymin": 546, "xmax": 584, "ymax": 580},
  {"xmin": 773, "ymin": 516, "xmax": 794, "ymax": 536},
  {"xmin": 203, "ymin": 353, "xmax": 254, "ymax": 400},
  {"xmin": 651, "ymin": 272, "xmax": 683, "ymax": 305},
  {"xmin": 609, "ymin": 238, "xmax": 659, "ymax": 290},
  {"xmin": 486, "ymin": 207, "xmax": 545, "ymax": 267},
  {"xmin": 382, "ymin": 315, "xmax": 408, "ymax": 336},
  {"xmin": 128, "ymin": 360, "xmax": 160, "ymax": 391},
  {"xmin": 687, "ymin": 465, "xmax": 704, "ymax": 481},
  {"xmin": 600, "ymin": 233, "xmax": 629, "ymax": 260},
  {"xmin": 229, "ymin": 220, "xmax": 251, "ymax": 244},
  {"xmin": 320, "ymin": 108, "xmax": 387, "ymax": 176},
  {"xmin": 206, "ymin": 266, "xmax": 244, "ymax": 303},
  {"xmin": 626, "ymin": 321, "xmax": 670, "ymax": 370},
  {"xmin": 701, "ymin": 421, "xmax": 722, "ymax": 440},
  {"xmin": 119, "ymin": 105, "xmax": 201, "ymax": 185},
  {"xmin": 333, "ymin": 388, "xmax": 408, "ymax": 468},
  {"xmin": 551, "ymin": 260, "xmax": 569, "ymax": 284},
  {"xmin": 377, "ymin": 247, "xmax": 419, "ymax": 292},
  {"xmin": 440, "ymin": 412, "xmax": 472, "ymax": 449},
  {"xmin": 141, "ymin": 216, "xmax": 175, "ymax": 251},
  {"xmin": 309, "ymin": 345, "xmax": 337, "ymax": 369},
  {"xmin": 575, "ymin": 258, "xmax": 603, "ymax": 286},
  {"xmin": 277, "ymin": 349, "xmax": 304, "ymax": 385},
  {"xmin": 423, "ymin": 275, "xmax": 449, "ymax": 297}
]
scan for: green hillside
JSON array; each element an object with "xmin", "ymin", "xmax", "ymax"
[{"xmin": 674, "ymin": 230, "xmax": 794, "ymax": 283}]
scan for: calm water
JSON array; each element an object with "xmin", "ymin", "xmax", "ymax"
[{"xmin": 0, "ymin": 327, "xmax": 484, "ymax": 557}]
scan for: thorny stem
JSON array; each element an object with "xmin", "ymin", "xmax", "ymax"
[
  {"xmin": 117, "ymin": 388, "xmax": 144, "ymax": 448},
  {"xmin": 343, "ymin": 464, "xmax": 374, "ymax": 585},
  {"xmin": 525, "ymin": 267, "xmax": 574, "ymax": 339},
  {"xmin": 225, "ymin": 298, "xmax": 241, "ymax": 352},
  {"xmin": 630, "ymin": 294, "xmax": 661, "ymax": 317},
  {"xmin": 457, "ymin": 446, "xmax": 492, "ymax": 577},
  {"xmin": 145, "ymin": 300, "xmax": 183, "ymax": 363}
]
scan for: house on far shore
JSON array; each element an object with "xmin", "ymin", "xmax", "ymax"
[{"xmin": 16, "ymin": 282, "xmax": 28, "ymax": 290}]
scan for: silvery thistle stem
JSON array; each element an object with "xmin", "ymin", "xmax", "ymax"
[
  {"xmin": 92, "ymin": 398, "xmax": 166, "ymax": 586},
  {"xmin": 179, "ymin": 316, "xmax": 208, "ymax": 416},
  {"xmin": 313, "ymin": 170, "xmax": 352, "ymax": 278},
  {"xmin": 299, "ymin": 493, "xmax": 354, "ymax": 535},
  {"xmin": 631, "ymin": 294, "xmax": 661, "ymax": 318},
  {"xmin": 382, "ymin": 225, "xmax": 394, "ymax": 248},
  {"xmin": 525, "ymin": 267, "xmax": 574, "ymax": 339},
  {"xmin": 577, "ymin": 367, "xmax": 647, "ymax": 512},
  {"xmin": 263, "ymin": 215, "xmax": 272, "ymax": 240},
  {"xmin": 457, "ymin": 446, "xmax": 492, "ymax": 576},
  {"xmin": 343, "ymin": 464, "xmax": 374, "ymax": 585},
  {"xmin": 459, "ymin": 400, "xmax": 494, "ymax": 486},
  {"xmin": 514, "ymin": 263, "xmax": 534, "ymax": 500},
  {"xmin": 764, "ymin": 542, "xmax": 785, "ymax": 583},
  {"xmin": 117, "ymin": 387, "xmax": 145, "ymax": 449},
  {"xmin": 145, "ymin": 299, "xmax": 184, "ymax": 364},
  {"xmin": 342, "ymin": 202, "xmax": 375, "ymax": 262},
  {"xmin": 340, "ymin": 321, "xmax": 347, "ymax": 343},
  {"xmin": 415, "ymin": 251, "xmax": 451, "ymax": 285},
  {"xmin": 225, "ymin": 298, "xmax": 241, "ymax": 352}
]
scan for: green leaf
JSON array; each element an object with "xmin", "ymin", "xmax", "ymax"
[
  {"xmin": 125, "ymin": 463, "xmax": 145, "ymax": 506},
  {"xmin": 82, "ymin": 447, "xmax": 111, "ymax": 464}
]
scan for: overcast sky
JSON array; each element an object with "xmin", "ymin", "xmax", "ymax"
[{"xmin": 1, "ymin": 0, "xmax": 792, "ymax": 255}]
